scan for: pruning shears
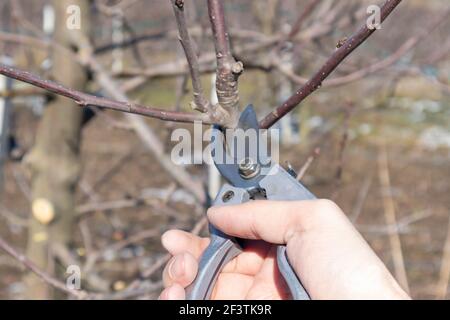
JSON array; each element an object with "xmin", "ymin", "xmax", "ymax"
[{"xmin": 186, "ymin": 105, "xmax": 316, "ymax": 300}]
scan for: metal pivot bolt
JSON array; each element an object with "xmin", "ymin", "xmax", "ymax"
[{"xmin": 238, "ymin": 157, "xmax": 260, "ymax": 179}]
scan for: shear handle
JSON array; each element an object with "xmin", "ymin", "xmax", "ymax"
[
  {"xmin": 185, "ymin": 185, "xmax": 249, "ymax": 300},
  {"xmin": 187, "ymin": 165, "xmax": 316, "ymax": 300},
  {"xmin": 259, "ymin": 164, "xmax": 317, "ymax": 300}
]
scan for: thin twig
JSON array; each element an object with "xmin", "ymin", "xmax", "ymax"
[
  {"xmin": 287, "ymin": 0, "xmax": 320, "ymax": 41},
  {"xmin": 350, "ymin": 174, "xmax": 373, "ymax": 223},
  {"xmin": 83, "ymin": 228, "xmax": 160, "ymax": 273},
  {"xmin": 171, "ymin": 0, "xmax": 210, "ymax": 113},
  {"xmin": 335, "ymin": 103, "xmax": 354, "ymax": 182},
  {"xmin": 357, "ymin": 209, "xmax": 432, "ymax": 235},
  {"xmin": 174, "ymin": 74, "xmax": 189, "ymax": 112},
  {"xmin": 86, "ymin": 51, "xmax": 207, "ymax": 204},
  {"xmin": 0, "ymin": 235, "xmax": 87, "ymax": 299},
  {"xmin": 125, "ymin": 216, "xmax": 208, "ymax": 293},
  {"xmin": 260, "ymin": 0, "xmax": 403, "ymax": 129},
  {"xmin": 12, "ymin": 166, "xmax": 31, "ymax": 201},
  {"xmin": 80, "ymin": 148, "xmax": 135, "ymax": 203},
  {"xmin": 90, "ymin": 280, "xmax": 163, "ymax": 300},
  {"xmin": 0, "ymin": 63, "xmax": 218, "ymax": 125},
  {"xmin": 0, "ymin": 204, "xmax": 29, "ymax": 227},
  {"xmin": 79, "ymin": 219, "xmax": 95, "ymax": 257},
  {"xmin": 50, "ymin": 243, "xmax": 110, "ymax": 292},
  {"xmin": 1, "ymin": 6, "xmax": 366, "ymax": 99},
  {"xmin": 142, "ymin": 216, "xmax": 207, "ymax": 278},
  {"xmin": 297, "ymin": 147, "xmax": 320, "ymax": 181},
  {"xmin": 278, "ymin": 8, "xmax": 450, "ymax": 88},
  {"xmin": 436, "ymin": 216, "xmax": 450, "ymax": 299},
  {"xmin": 377, "ymin": 141, "xmax": 410, "ymax": 294}
]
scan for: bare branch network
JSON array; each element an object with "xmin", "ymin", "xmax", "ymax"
[
  {"xmin": 0, "ymin": 64, "xmax": 215, "ymax": 124},
  {"xmin": 0, "ymin": 0, "xmax": 410, "ymax": 129}
]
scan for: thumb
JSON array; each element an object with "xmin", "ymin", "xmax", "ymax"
[{"xmin": 207, "ymin": 200, "xmax": 324, "ymax": 244}]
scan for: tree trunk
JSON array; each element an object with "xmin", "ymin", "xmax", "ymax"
[{"xmin": 23, "ymin": 0, "xmax": 90, "ymax": 299}]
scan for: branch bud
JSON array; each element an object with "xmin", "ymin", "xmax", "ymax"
[
  {"xmin": 175, "ymin": 0, "xmax": 184, "ymax": 9},
  {"xmin": 190, "ymin": 101, "xmax": 206, "ymax": 112},
  {"xmin": 231, "ymin": 61, "xmax": 244, "ymax": 75}
]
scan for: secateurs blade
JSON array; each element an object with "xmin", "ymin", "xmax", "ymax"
[{"xmin": 186, "ymin": 105, "xmax": 316, "ymax": 300}]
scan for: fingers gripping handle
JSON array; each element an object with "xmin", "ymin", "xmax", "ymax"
[
  {"xmin": 277, "ymin": 245, "xmax": 310, "ymax": 300},
  {"xmin": 261, "ymin": 164, "xmax": 317, "ymax": 300},
  {"xmin": 186, "ymin": 185, "xmax": 249, "ymax": 300},
  {"xmin": 187, "ymin": 166, "xmax": 316, "ymax": 300},
  {"xmin": 185, "ymin": 228, "xmax": 242, "ymax": 300}
]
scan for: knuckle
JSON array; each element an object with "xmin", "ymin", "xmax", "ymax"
[
  {"xmin": 315, "ymin": 199, "xmax": 340, "ymax": 214},
  {"xmin": 286, "ymin": 199, "xmax": 342, "ymax": 233},
  {"xmin": 284, "ymin": 202, "xmax": 308, "ymax": 239}
]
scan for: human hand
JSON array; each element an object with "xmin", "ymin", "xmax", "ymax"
[{"xmin": 159, "ymin": 200, "xmax": 410, "ymax": 300}]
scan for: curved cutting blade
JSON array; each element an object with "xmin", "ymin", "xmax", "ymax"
[{"xmin": 211, "ymin": 105, "xmax": 270, "ymax": 189}]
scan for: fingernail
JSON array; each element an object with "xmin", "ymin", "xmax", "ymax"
[
  {"xmin": 161, "ymin": 230, "xmax": 173, "ymax": 249},
  {"xmin": 168, "ymin": 254, "xmax": 185, "ymax": 279}
]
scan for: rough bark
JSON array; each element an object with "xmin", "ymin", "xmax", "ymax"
[{"xmin": 207, "ymin": 0, "xmax": 242, "ymax": 127}]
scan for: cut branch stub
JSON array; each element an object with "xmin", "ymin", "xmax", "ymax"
[
  {"xmin": 208, "ymin": 0, "xmax": 241, "ymax": 127},
  {"xmin": 215, "ymin": 59, "xmax": 242, "ymax": 113}
]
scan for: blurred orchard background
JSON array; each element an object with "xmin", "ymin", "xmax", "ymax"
[{"xmin": 0, "ymin": 0, "xmax": 449, "ymax": 299}]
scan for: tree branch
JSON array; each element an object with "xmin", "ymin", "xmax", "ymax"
[
  {"xmin": 0, "ymin": 235, "xmax": 87, "ymax": 299},
  {"xmin": 83, "ymin": 47, "xmax": 208, "ymax": 204},
  {"xmin": 0, "ymin": 63, "xmax": 217, "ymax": 125},
  {"xmin": 277, "ymin": 8, "xmax": 449, "ymax": 88},
  {"xmin": 118, "ymin": 18, "xmax": 350, "ymax": 93},
  {"xmin": 259, "ymin": 0, "xmax": 403, "ymax": 129},
  {"xmin": 207, "ymin": 0, "xmax": 242, "ymax": 127},
  {"xmin": 287, "ymin": 0, "xmax": 320, "ymax": 41},
  {"xmin": 0, "ymin": 28, "xmax": 208, "ymax": 203},
  {"xmin": 171, "ymin": 0, "xmax": 210, "ymax": 113}
]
